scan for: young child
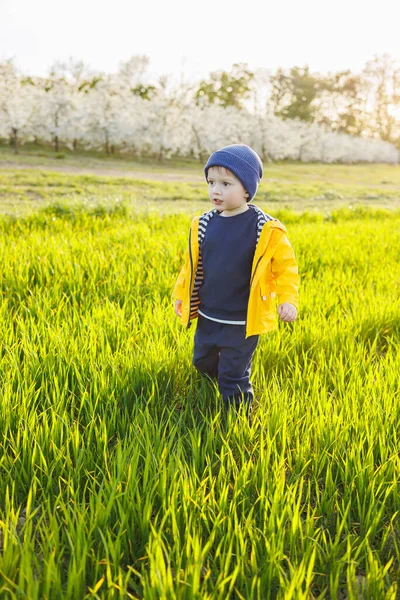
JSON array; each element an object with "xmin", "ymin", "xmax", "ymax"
[{"xmin": 172, "ymin": 144, "xmax": 299, "ymax": 419}]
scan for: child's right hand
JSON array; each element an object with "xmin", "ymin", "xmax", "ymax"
[{"xmin": 174, "ymin": 300, "xmax": 182, "ymax": 317}]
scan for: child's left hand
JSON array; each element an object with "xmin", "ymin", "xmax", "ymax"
[{"xmin": 278, "ymin": 303, "xmax": 298, "ymax": 322}]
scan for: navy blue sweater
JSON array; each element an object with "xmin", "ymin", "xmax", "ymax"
[{"xmin": 198, "ymin": 208, "xmax": 258, "ymax": 322}]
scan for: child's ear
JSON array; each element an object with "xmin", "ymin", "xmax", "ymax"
[{"xmin": 245, "ymin": 192, "xmax": 249, "ymax": 198}]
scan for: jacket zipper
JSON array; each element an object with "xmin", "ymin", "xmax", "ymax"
[{"xmin": 187, "ymin": 228, "xmax": 193, "ymax": 329}]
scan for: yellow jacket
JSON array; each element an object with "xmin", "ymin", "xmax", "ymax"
[{"xmin": 172, "ymin": 205, "xmax": 299, "ymax": 339}]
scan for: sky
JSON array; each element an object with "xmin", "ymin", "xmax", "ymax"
[{"xmin": 1, "ymin": 0, "xmax": 399, "ymax": 82}]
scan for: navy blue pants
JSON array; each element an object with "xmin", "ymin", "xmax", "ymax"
[{"xmin": 192, "ymin": 314, "xmax": 259, "ymax": 408}]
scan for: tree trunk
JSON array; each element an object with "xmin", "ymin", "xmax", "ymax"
[
  {"xmin": 54, "ymin": 111, "xmax": 60, "ymax": 152},
  {"xmin": 73, "ymin": 139, "xmax": 78, "ymax": 151},
  {"xmin": 192, "ymin": 126, "xmax": 205, "ymax": 162},
  {"xmin": 12, "ymin": 128, "xmax": 18, "ymax": 154},
  {"xmin": 104, "ymin": 131, "xmax": 110, "ymax": 154}
]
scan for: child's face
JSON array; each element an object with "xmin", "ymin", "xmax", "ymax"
[{"xmin": 207, "ymin": 166, "xmax": 249, "ymax": 212}]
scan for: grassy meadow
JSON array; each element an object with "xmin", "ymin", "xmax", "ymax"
[
  {"xmin": 2, "ymin": 143, "xmax": 400, "ymax": 217},
  {"xmin": 0, "ymin": 148, "xmax": 400, "ymax": 598}
]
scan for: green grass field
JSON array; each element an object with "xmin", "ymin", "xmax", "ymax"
[
  {"xmin": 1, "ymin": 144, "xmax": 400, "ymax": 217},
  {"xmin": 0, "ymin": 149, "xmax": 399, "ymax": 598}
]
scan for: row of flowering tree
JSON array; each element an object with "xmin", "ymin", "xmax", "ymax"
[{"xmin": 0, "ymin": 59, "xmax": 398, "ymax": 164}]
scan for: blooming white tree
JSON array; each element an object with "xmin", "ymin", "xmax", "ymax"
[
  {"xmin": 0, "ymin": 58, "xmax": 398, "ymax": 164},
  {"xmin": 82, "ymin": 76, "xmax": 128, "ymax": 153},
  {"xmin": 0, "ymin": 61, "xmax": 43, "ymax": 153},
  {"xmin": 39, "ymin": 78, "xmax": 76, "ymax": 151}
]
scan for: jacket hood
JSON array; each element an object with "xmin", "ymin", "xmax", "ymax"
[{"xmin": 250, "ymin": 204, "xmax": 287, "ymax": 233}]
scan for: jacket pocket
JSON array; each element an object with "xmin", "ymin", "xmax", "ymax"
[
  {"xmin": 259, "ymin": 281, "xmax": 276, "ymax": 326},
  {"xmin": 260, "ymin": 280, "xmax": 276, "ymax": 302}
]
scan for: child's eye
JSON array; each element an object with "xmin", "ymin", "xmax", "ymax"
[
  {"xmin": 208, "ymin": 180, "xmax": 214, "ymax": 185},
  {"xmin": 223, "ymin": 182, "xmax": 230, "ymax": 186}
]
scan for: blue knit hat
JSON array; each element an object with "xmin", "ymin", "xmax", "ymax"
[{"xmin": 204, "ymin": 144, "xmax": 263, "ymax": 201}]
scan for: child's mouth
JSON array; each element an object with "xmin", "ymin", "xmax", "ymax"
[{"xmin": 213, "ymin": 199, "xmax": 223, "ymax": 205}]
